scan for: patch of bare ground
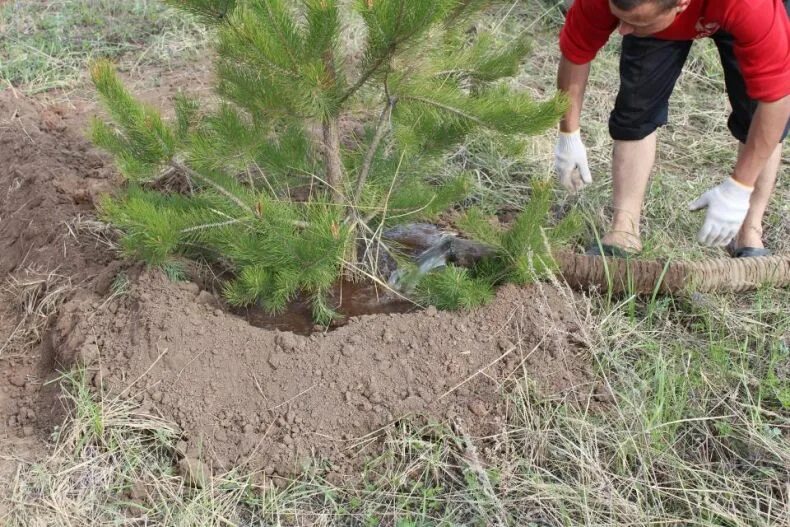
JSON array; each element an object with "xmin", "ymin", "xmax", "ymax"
[
  {"xmin": 53, "ymin": 270, "xmax": 598, "ymax": 480},
  {"xmin": 0, "ymin": 88, "xmax": 119, "ymax": 506}
]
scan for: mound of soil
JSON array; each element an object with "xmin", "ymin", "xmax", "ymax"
[
  {"xmin": 0, "ymin": 92, "xmax": 114, "ymax": 277},
  {"xmin": 0, "ymin": 89, "xmax": 119, "ymax": 490},
  {"xmin": 54, "ymin": 270, "xmax": 597, "ymax": 478}
]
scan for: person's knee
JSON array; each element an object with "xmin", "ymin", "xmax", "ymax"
[{"xmin": 728, "ymin": 110, "xmax": 790, "ymax": 145}]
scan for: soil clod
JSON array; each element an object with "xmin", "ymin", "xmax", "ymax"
[{"xmin": 178, "ymin": 457, "xmax": 210, "ymax": 488}]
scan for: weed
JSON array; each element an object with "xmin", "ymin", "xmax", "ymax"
[
  {"xmin": 160, "ymin": 260, "xmax": 187, "ymax": 282},
  {"xmin": 110, "ymin": 272, "xmax": 131, "ymax": 297}
]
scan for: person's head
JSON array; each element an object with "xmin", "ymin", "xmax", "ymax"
[{"xmin": 609, "ymin": 0, "xmax": 691, "ymax": 37}]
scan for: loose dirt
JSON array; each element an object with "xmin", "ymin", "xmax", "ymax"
[
  {"xmin": 0, "ymin": 89, "xmax": 117, "ymax": 497},
  {"xmin": 1, "ymin": 61, "xmax": 214, "ymax": 510},
  {"xmin": 0, "ymin": 83, "xmax": 598, "ymax": 487},
  {"xmin": 54, "ymin": 270, "xmax": 597, "ymax": 478}
]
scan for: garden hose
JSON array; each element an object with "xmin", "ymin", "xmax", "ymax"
[{"xmin": 556, "ymin": 251, "xmax": 790, "ymax": 294}]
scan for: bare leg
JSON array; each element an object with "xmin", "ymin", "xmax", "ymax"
[
  {"xmin": 601, "ymin": 132, "xmax": 658, "ymax": 252},
  {"xmin": 735, "ymin": 143, "xmax": 781, "ymax": 249}
]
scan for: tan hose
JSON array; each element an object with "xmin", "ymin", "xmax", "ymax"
[
  {"xmin": 384, "ymin": 226, "xmax": 790, "ymax": 295},
  {"xmin": 555, "ymin": 251, "xmax": 790, "ymax": 294}
]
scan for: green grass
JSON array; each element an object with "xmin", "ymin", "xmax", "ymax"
[
  {"xmin": 0, "ymin": 0, "xmax": 207, "ymax": 93},
  {"xmin": 2, "ymin": 1, "xmax": 789, "ymax": 525}
]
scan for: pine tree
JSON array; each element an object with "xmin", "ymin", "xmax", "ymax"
[{"xmin": 90, "ymin": 0, "xmax": 569, "ymax": 324}]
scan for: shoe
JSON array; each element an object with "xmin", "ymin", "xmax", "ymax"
[
  {"xmin": 725, "ymin": 240, "xmax": 772, "ymax": 258},
  {"xmin": 585, "ymin": 243, "xmax": 639, "ymax": 258}
]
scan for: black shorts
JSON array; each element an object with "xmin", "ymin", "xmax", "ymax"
[{"xmin": 610, "ymin": 5, "xmax": 790, "ymax": 143}]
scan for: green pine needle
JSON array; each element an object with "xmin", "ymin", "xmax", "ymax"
[
  {"xmin": 164, "ymin": 0, "xmax": 237, "ymax": 24},
  {"xmin": 90, "ymin": 60, "xmax": 177, "ymax": 181},
  {"xmin": 416, "ymin": 265, "xmax": 494, "ymax": 311}
]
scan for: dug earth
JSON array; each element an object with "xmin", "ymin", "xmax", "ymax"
[
  {"xmin": 54, "ymin": 273, "xmax": 598, "ymax": 479},
  {"xmin": 1, "ymin": 88, "xmax": 600, "ymax": 485}
]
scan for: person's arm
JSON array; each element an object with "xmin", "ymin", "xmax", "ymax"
[
  {"xmin": 554, "ymin": 56, "xmax": 593, "ymax": 191},
  {"xmin": 557, "ymin": 55, "xmax": 591, "ymax": 133},
  {"xmin": 689, "ymin": 96, "xmax": 789, "ymax": 246},
  {"xmin": 553, "ymin": 0, "xmax": 614, "ymax": 191},
  {"xmin": 733, "ymin": 96, "xmax": 790, "ymax": 187},
  {"xmin": 688, "ymin": 0, "xmax": 789, "ymax": 246}
]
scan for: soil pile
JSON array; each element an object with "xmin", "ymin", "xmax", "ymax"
[
  {"xmin": 0, "ymin": 90, "xmax": 116, "ymax": 480},
  {"xmin": 0, "ymin": 91, "xmax": 114, "ymax": 276},
  {"xmin": 54, "ymin": 271, "xmax": 598, "ymax": 478}
]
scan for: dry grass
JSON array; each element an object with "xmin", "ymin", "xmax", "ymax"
[
  {"xmin": 0, "ymin": 268, "xmax": 73, "ymax": 356},
  {"xmin": 0, "ymin": 215, "xmax": 122, "ymax": 356},
  {"xmin": 64, "ymin": 214, "xmax": 121, "ymax": 252},
  {"xmin": 0, "ymin": 0, "xmax": 209, "ymax": 94}
]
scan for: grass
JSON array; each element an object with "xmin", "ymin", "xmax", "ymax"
[
  {"xmin": 2, "ymin": 1, "xmax": 789, "ymax": 525},
  {"xmin": 0, "ymin": 268, "xmax": 73, "ymax": 356},
  {"xmin": 0, "ymin": 0, "xmax": 208, "ymax": 93}
]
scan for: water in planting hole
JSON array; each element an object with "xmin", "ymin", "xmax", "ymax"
[
  {"xmin": 236, "ymin": 224, "xmax": 481, "ymax": 334},
  {"xmin": 239, "ymin": 280, "xmax": 417, "ymax": 334}
]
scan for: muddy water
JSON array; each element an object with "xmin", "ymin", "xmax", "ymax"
[
  {"xmin": 239, "ymin": 223, "xmax": 484, "ymax": 334},
  {"xmin": 240, "ymin": 280, "xmax": 416, "ymax": 334}
]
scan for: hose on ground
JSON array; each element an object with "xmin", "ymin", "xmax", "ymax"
[{"xmin": 555, "ymin": 251, "xmax": 790, "ymax": 294}]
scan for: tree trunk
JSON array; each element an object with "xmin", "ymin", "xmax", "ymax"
[{"xmin": 322, "ymin": 117, "xmax": 344, "ymax": 203}]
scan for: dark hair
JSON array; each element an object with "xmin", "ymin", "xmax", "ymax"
[{"xmin": 611, "ymin": 0, "xmax": 679, "ymax": 11}]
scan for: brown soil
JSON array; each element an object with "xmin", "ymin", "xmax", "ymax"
[
  {"xmin": 0, "ymin": 89, "xmax": 117, "ymax": 495},
  {"xmin": 53, "ymin": 271, "xmax": 597, "ymax": 479},
  {"xmin": 0, "ymin": 74, "xmax": 598, "ymax": 488}
]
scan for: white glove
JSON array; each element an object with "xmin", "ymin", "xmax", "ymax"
[
  {"xmin": 554, "ymin": 129, "xmax": 592, "ymax": 192},
  {"xmin": 688, "ymin": 177, "xmax": 753, "ymax": 247}
]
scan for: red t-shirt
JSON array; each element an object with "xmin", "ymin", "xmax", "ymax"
[{"xmin": 560, "ymin": 0, "xmax": 790, "ymax": 101}]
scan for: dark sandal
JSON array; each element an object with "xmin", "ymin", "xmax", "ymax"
[
  {"xmin": 728, "ymin": 246, "xmax": 772, "ymax": 258},
  {"xmin": 585, "ymin": 243, "xmax": 640, "ymax": 258}
]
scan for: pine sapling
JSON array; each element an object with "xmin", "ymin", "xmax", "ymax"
[{"xmin": 90, "ymin": 0, "xmax": 569, "ymax": 323}]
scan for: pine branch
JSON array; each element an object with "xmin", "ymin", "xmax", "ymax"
[
  {"xmin": 174, "ymin": 162, "xmax": 312, "ymax": 229},
  {"xmin": 258, "ymin": 0, "xmax": 302, "ymax": 73},
  {"xmin": 353, "ymin": 97, "xmax": 396, "ymax": 203},
  {"xmin": 337, "ymin": 0, "xmax": 401, "ymax": 105},
  {"xmin": 399, "ymin": 94, "xmax": 486, "ymax": 125},
  {"xmin": 164, "ymin": 0, "xmax": 236, "ymax": 23},
  {"xmin": 180, "ymin": 218, "xmax": 243, "ymax": 233},
  {"xmin": 218, "ymin": 9, "xmax": 301, "ymax": 81},
  {"xmin": 337, "ymin": 51, "xmax": 391, "ymax": 106},
  {"xmin": 172, "ymin": 161, "xmax": 256, "ymax": 216}
]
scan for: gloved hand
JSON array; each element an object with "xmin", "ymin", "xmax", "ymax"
[
  {"xmin": 688, "ymin": 177, "xmax": 753, "ymax": 247},
  {"xmin": 554, "ymin": 129, "xmax": 592, "ymax": 192}
]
